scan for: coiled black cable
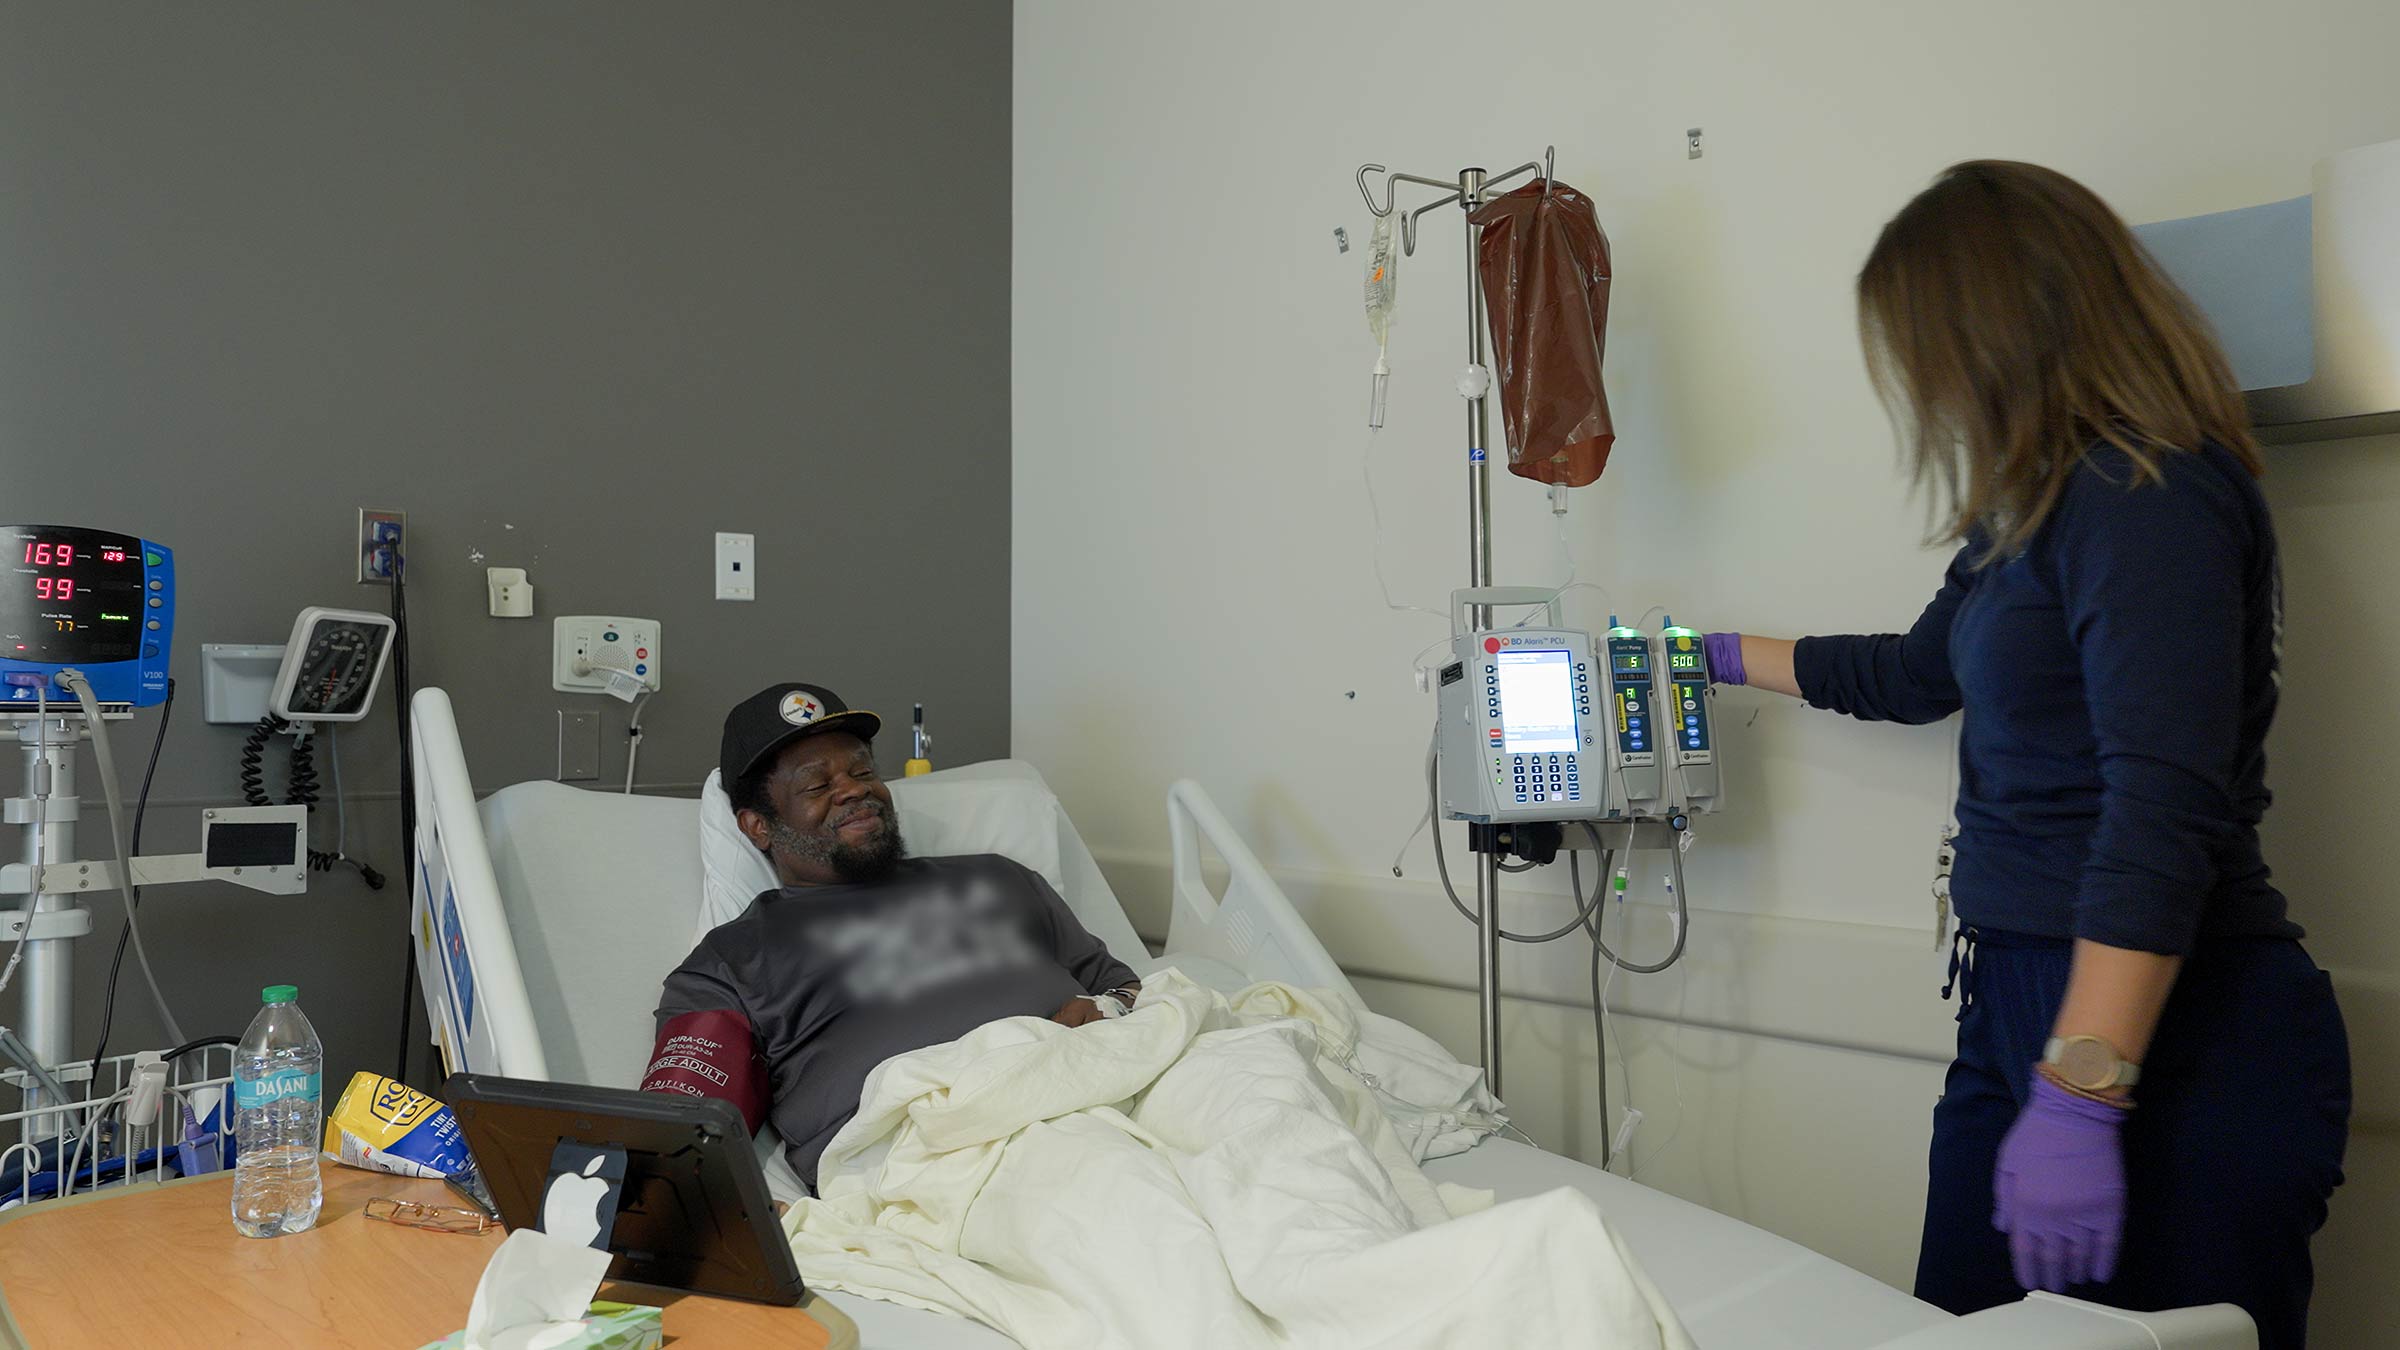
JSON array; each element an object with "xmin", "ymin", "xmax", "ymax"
[
  {"xmin": 287, "ymin": 734, "xmax": 320, "ymax": 809},
  {"xmin": 237, "ymin": 713, "xmax": 277, "ymax": 807},
  {"xmin": 241, "ymin": 713, "xmax": 381, "ymax": 886}
]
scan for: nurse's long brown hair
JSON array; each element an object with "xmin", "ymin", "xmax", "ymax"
[{"xmin": 1856, "ymin": 160, "xmax": 2262, "ymax": 562}]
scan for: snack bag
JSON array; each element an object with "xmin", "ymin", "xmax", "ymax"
[{"xmin": 323, "ymin": 1071, "xmax": 475, "ymax": 1180}]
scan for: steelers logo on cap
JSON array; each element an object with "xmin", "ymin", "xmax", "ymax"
[{"xmin": 779, "ymin": 691, "xmax": 825, "ymax": 726}]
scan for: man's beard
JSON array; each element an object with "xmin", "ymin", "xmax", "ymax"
[{"xmin": 768, "ymin": 806, "xmax": 905, "ymax": 883}]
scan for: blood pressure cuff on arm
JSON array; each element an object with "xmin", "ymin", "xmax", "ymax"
[{"xmin": 640, "ymin": 1009, "xmax": 767, "ymax": 1134}]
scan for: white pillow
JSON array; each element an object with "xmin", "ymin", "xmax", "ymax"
[
  {"xmin": 696, "ymin": 766, "xmax": 1068, "ymax": 942},
  {"xmin": 698, "ymin": 769, "xmax": 780, "ymax": 940}
]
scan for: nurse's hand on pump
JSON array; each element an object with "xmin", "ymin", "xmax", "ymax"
[
  {"xmin": 1701, "ymin": 632, "xmax": 1801, "ymax": 699},
  {"xmin": 1992, "ymin": 1077, "xmax": 2129, "ymax": 1291}
]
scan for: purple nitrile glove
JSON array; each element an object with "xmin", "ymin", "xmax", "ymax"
[
  {"xmin": 1992, "ymin": 1076, "xmax": 2129, "ymax": 1292},
  {"xmin": 1702, "ymin": 632, "xmax": 1747, "ymax": 687}
]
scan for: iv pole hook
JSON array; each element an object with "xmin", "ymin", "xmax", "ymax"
[
  {"xmin": 1357, "ymin": 163, "xmax": 1392, "ymax": 218},
  {"xmin": 1356, "ymin": 163, "xmax": 1467, "ymax": 256}
]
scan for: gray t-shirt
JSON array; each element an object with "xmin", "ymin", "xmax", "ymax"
[{"xmin": 650, "ymin": 854, "xmax": 1138, "ymax": 1191}]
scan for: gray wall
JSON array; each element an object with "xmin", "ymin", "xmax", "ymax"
[{"xmin": 0, "ymin": 2, "xmax": 1013, "ymax": 1090}]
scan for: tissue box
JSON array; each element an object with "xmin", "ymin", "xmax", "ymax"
[{"xmin": 415, "ymin": 1302, "xmax": 663, "ymax": 1350}]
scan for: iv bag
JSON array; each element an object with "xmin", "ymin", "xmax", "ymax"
[
  {"xmin": 1364, "ymin": 214, "xmax": 1400, "ymax": 347},
  {"xmin": 1471, "ymin": 180, "xmax": 1614, "ymax": 488}
]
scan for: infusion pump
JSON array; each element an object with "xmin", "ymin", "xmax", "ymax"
[
  {"xmin": 1439, "ymin": 623, "xmax": 1603, "ymax": 823},
  {"xmin": 1437, "ymin": 589, "xmax": 1722, "ymax": 825}
]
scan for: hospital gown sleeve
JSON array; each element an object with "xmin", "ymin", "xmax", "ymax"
[
  {"xmin": 1021, "ymin": 865, "xmax": 1139, "ymax": 995},
  {"xmin": 642, "ymin": 945, "xmax": 770, "ymax": 1131},
  {"xmin": 1792, "ymin": 544, "xmax": 1974, "ymax": 725},
  {"xmin": 2053, "ymin": 453, "xmax": 2249, "ymax": 955}
]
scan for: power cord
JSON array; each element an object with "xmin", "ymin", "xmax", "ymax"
[
  {"xmin": 57, "ymin": 670, "xmax": 185, "ymax": 1046},
  {"xmin": 0, "ymin": 685, "xmax": 54, "ymax": 1002},
  {"xmin": 390, "ymin": 548, "xmax": 417, "ymax": 1084},
  {"xmin": 86, "ymin": 678, "xmax": 178, "ymax": 1078},
  {"xmin": 623, "ymin": 691, "xmax": 653, "ymax": 794},
  {"xmin": 320, "ymin": 725, "xmax": 382, "ymax": 887},
  {"xmin": 1424, "ymin": 737, "xmax": 1606, "ymax": 943},
  {"xmin": 568, "ymin": 649, "xmax": 655, "ymax": 795}
]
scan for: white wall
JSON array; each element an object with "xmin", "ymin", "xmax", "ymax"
[{"xmin": 1014, "ymin": 0, "xmax": 2400, "ymax": 1340}]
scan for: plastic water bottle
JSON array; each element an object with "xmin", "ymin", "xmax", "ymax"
[{"xmin": 231, "ymin": 984, "xmax": 323, "ymax": 1237}]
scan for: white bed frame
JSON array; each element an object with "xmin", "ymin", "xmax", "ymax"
[{"xmin": 405, "ymin": 688, "xmax": 2253, "ymax": 1350}]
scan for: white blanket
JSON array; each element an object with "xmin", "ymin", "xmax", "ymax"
[{"xmin": 783, "ymin": 970, "xmax": 1693, "ymax": 1350}]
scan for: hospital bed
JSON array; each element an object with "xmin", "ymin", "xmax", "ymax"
[{"xmin": 406, "ymin": 689, "xmax": 2253, "ymax": 1350}]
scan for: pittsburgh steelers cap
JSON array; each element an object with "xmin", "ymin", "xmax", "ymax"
[{"xmin": 719, "ymin": 682, "xmax": 883, "ymax": 785}]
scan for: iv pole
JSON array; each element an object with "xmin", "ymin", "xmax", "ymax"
[{"xmin": 1357, "ymin": 147, "xmax": 1555, "ymax": 1100}]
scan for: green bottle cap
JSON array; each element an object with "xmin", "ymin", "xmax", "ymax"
[{"xmin": 262, "ymin": 984, "xmax": 299, "ymax": 1004}]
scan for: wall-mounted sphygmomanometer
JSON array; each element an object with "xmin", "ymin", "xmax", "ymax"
[
  {"xmin": 269, "ymin": 607, "xmax": 396, "ymax": 723},
  {"xmin": 243, "ymin": 608, "xmax": 396, "ymax": 883}
]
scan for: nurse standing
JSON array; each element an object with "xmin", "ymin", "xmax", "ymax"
[{"xmin": 1707, "ymin": 161, "xmax": 2348, "ymax": 1349}]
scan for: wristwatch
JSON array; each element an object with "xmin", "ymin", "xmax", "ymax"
[{"xmin": 2044, "ymin": 1034, "xmax": 2140, "ymax": 1091}]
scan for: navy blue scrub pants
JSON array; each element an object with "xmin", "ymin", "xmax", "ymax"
[{"xmin": 1913, "ymin": 928, "xmax": 2350, "ymax": 1350}]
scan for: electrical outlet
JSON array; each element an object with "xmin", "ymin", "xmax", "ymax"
[
  {"xmin": 358, "ymin": 508, "xmax": 406, "ymax": 584},
  {"xmin": 557, "ymin": 710, "xmax": 600, "ymax": 780}
]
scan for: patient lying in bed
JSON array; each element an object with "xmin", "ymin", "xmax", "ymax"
[
  {"xmin": 638, "ymin": 684, "xmax": 1688, "ymax": 1347},
  {"xmin": 639, "ymin": 681, "xmax": 1142, "ymax": 1193}
]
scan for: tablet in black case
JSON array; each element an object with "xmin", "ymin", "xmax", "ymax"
[{"xmin": 442, "ymin": 1073, "xmax": 805, "ymax": 1307}]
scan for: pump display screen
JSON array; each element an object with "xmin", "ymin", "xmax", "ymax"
[
  {"xmin": 1496, "ymin": 648, "xmax": 1578, "ymax": 754},
  {"xmin": 1, "ymin": 527, "xmax": 146, "ymax": 664},
  {"xmin": 1669, "ymin": 652, "xmax": 1703, "ymax": 672}
]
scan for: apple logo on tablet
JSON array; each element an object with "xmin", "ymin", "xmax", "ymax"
[{"xmin": 543, "ymin": 1156, "xmax": 611, "ymax": 1248}]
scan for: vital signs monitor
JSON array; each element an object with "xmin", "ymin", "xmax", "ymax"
[{"xmin": 0, "ymin": 525, "xmax": 173, "ymax": 708}]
